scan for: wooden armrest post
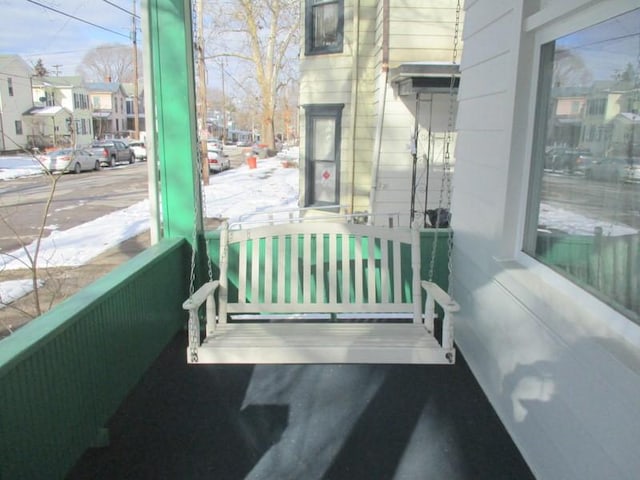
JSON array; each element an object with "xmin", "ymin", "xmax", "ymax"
[
  {"xmin": 421, "ymin": 281, "xmax": 460, "ymax": 349},
  {"xmin": 182, "ymin": 281, "xmax": 220, "ymax": 360}
]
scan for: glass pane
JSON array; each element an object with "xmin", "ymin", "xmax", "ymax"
[
  {"xmin": 313, "ymin": 117, "xmax": 335, "ymax": 161},
  {"xmin": 313, "ymin": 3, "xmax": 338, "ymax": 48},
  {"xmin": 527, "ymin": 8, "xmax": 640, "ymax": 323},
  {"xmin": 314, "ymin": 161, "xmax": 337, "ymax": 203}
]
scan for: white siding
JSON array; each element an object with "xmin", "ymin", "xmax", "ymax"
[
  {"xmin": 0, "ymin": 56, "xmax": 33, "ymax": 151},
  {"xmin": 300, "ymin": 0, "xmax": 461, "ymax": 219},
  {"xmin": 452, "ymin": 1, "xmax": 640, "ymax": 479}
]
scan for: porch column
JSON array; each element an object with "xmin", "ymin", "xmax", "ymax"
[{"xmin": 143, "ymin": 0, "xmax": 202, "ymax": 242}]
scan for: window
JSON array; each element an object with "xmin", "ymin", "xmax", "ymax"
[
  {"xmin": 525, "ymin": 8, "xmax": 640, "ymax": 324},
  {"xmin": 305, "ymin": 0, "xmax": 343, "ymax": 55},
  {"xmin": 15, "ymin": 120, "xmax": 22, "ymax": 135},
  {"xmin": 304, "ymin": 104, "xmax": 344, "ymax": 206},
  {"xmin": 7, "ymin": 78, "xmax": 13, "ymax": 96}
]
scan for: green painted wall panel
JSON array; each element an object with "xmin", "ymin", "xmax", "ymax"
[{"xmin": 0, "ymin": 239, "xmax": 190, "ymax": 480}]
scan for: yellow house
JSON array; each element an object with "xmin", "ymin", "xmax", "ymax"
[{"xmin": 298, "ymin": 1, "xmax": 461, "ymax": 226}]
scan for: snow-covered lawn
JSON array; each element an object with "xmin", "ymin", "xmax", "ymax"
[{"xmin": 0, "ymin": 154, "xmax": 299, "ymax": 305}]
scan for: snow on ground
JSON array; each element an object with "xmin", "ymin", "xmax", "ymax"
[
  {"xmin": 0, "ymin": 280, "xmax": 42, "ymax": 310},
  {"xmin": 0, "ymin": 154, "xmax": 299, "ymax": 305},
  {"xmin": 0, "ymin": 145, "xmax": 636, "ymax": 305},
  {"xmin": 538, "ymin": 202, "xmax": 637, "ymax": 237},
  {"xmin": 0, "ymin": 155, "xmax": 43, "ymax": 180}
]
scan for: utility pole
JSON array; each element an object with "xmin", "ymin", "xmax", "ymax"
[
  {"xmin": 132, "ymin": 0, "xmax": 140, "ymax": 139},
  {"xmin": 196, "ymin": 0, "xmax": 209, "ymax": 183},
  {"xmin": 221, "ymin": 60, "xmax": 227, "ymax": 144}
]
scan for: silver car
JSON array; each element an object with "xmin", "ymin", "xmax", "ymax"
[{"xmin": 37, "ymin": 148, "xmax": 102, "ymax": 174}]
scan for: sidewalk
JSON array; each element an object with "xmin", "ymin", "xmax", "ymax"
[{"xmin": 0, "ymin": 231, "xmax": 151, "ymax": 338}]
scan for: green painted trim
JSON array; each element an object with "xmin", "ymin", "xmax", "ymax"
[
  {"xmin": 0, "ymin": 238, "xmax": 190, "ymax": 479},
  {"xmin": 0, "ymin": 238, "xmax": 185, "ymax": 375},
  {"xmin": 146, "ymin": 0, "xmax": 202, "ymax": 241}
]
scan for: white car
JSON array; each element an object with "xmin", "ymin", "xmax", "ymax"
[
  {"xmin": 37, "ymin": 148, "xmax": 102, "ymax": 174},
  {"xmin": 128, "ymin": 140, "xmax": 147, "ymax": 161},
  {"xmin": 207, "ymin": 146, "xmax": 231, "ymax": 172}
]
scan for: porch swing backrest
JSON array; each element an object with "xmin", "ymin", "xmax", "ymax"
[{"xmin": 216, "ymin": 221, "xmax": 424, "ymax": 322}]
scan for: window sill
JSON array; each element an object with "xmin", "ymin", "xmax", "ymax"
[{"xmin": 492, "ymin": 253, "xmax": 640, "ymax": 374}]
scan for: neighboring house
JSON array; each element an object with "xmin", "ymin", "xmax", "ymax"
[
  {"xmin": 86, "ymin": 81, "xmax": 128, "ymax": 139},
  {"xmin": 30, "ymin": 76, "xmax": 93, "ymax": 147},
  {"xmin": 607, "ymin": 111, "xmax": 640, "ymax": 157},
  {"xmin": 298, "ymin": 0, "xmax": 461, "ymax": 226},
  {"xmin": 22, "ymin": 105, "xmax": 73, "ymax": 148},
  {"xmin": 451, "ymin": 2, "xmax": 639, "ymax": 480},
  {"xmin": 122, "ymin": 82, "xmax": 145, "ymax": 138},
  {"xmin": 0, "ymin": 54, "xmax": 34, "ymax": 152}
]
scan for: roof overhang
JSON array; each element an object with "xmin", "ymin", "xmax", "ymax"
[{"xmin": 389, "ymin": 62, "xmax": 460, "ymax": 95}]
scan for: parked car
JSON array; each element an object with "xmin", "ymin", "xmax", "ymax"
[
  {"xmin": 89, "ymin": 140, "xmax": 134, "ymax": 167},
  {"xmin": 545, "ymin": 147, "xmax": 592, "ymax": 173},
  {"xmin": 624, "ymin": 162, "xmax": 640, "ymax": 183},
  {"xmin": 584, "ymin": 156, "xmax": 638, "ymax": 182},
  {"xmin": 206, "ymin": 139, "xmax": 223, "ymax": 152},
  {"xmin": 207, "ymin": 146, "xmax": 230, "ymax": 172},
  {"xmin": 37, "ymin": 148, "xmax": 102, "ymax": 174},
  {"xmin": 128, "ymin": 140, "xmax": 147, "ymax": 161}
]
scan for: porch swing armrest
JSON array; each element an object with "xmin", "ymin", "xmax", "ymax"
[
  {"xmin": 420, "ymin": 281, "xmax": 459, "ymax": 313},
  {"xmin": 182, "ymin": 281, "xmax": 220, "ymax": 311},
  {"xmin": 421, "ymin": 281, "xmax": 460, "ymax": 350}
]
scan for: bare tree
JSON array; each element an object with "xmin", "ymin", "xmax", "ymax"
[
  {"xmin": 76, "ymin": 43, "xmax": 140, "ymax": 83},
  {"xmin": 553, "ymin": 48, "xmax": 593, "ymax": 88},
  {"xmin": 0, "ymin": 133, "xmax": 76, "ymax": 334},
  {"xmin": 203, "ymin": 0, "xmax": 300, "ymax": 149}
]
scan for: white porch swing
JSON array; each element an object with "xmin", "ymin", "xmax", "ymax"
[{"xmin": 182, "ymin": 2, "xmax": 461, "ymax": 365}]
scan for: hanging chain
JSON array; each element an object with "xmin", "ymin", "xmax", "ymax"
[
  {"xmin": 188, "ymin": 0, "xmax": 204, "ymax": 363},
  {"xmin": 428, "ymin": 0, "xmax": 460, "ymax": 299}
]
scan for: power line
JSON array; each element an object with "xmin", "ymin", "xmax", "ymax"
[
  {"xmin": 102, "ymin": 0, "xmax": 139, "ymax": 19},
  {"xmin": 20, "ymin": 45, "xmax": 130, "ymax": 58},
  {"xmin": 26, "ymin": 0, "xmax": 130, "ymax": 39}
]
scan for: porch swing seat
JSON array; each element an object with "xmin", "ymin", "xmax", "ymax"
[{"xmin": 183, "ymin": 221, "xmax": 459, "ymax": 365}]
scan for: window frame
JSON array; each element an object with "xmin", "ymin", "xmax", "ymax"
[
  {"xmin": 305, "ymin": 0, "xmax": 344, "ymax": 56},
  {"xmin": 522, "ymin": 6, "xmax": 640, "ymax": 326},
  {"xmin": 304, "ymin": 104, "xmax": 344, "ymax": 208}
]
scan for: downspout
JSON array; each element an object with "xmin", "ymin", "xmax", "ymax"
[
  {"xmin": 368, "ymin": 0, "xmax": 390, "ymax": 220},
  {"xmin": 348, "ymin": 0, "xmax": 361, "ymax": 214}
]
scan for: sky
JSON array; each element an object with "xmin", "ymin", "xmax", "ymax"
[
  {"xmin": 0, "ymin": 0, "xmax": 139, "ymax": 76},
  {"xmin": 0, "ymin": 149, "xmax": 300, "ymax": 306}
]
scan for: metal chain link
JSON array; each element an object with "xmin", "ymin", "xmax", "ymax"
[
  {"xmin": 188, "ymin": 0, "xmax": 204, "ymax": 363},
  {"xmin": 428, "ymin": 0, "xmax": 460, "ymax": 300}
]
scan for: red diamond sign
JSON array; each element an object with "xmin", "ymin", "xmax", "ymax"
[{"xmin": 322, "ymin": 170, "xmax": 331, "ymax": 180}]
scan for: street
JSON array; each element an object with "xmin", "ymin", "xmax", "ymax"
[
  {"xmin": 541, "ymin": 171, "xmax": 640, "ymax": 230},
  {"xmin": 0, "ymin": 146, "xmax": 246, "ymax": 253}
]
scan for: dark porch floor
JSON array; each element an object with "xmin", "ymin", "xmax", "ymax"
[{"xmin": 67, "ymin": 332, "xmax": 534, "ymax": 480}]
